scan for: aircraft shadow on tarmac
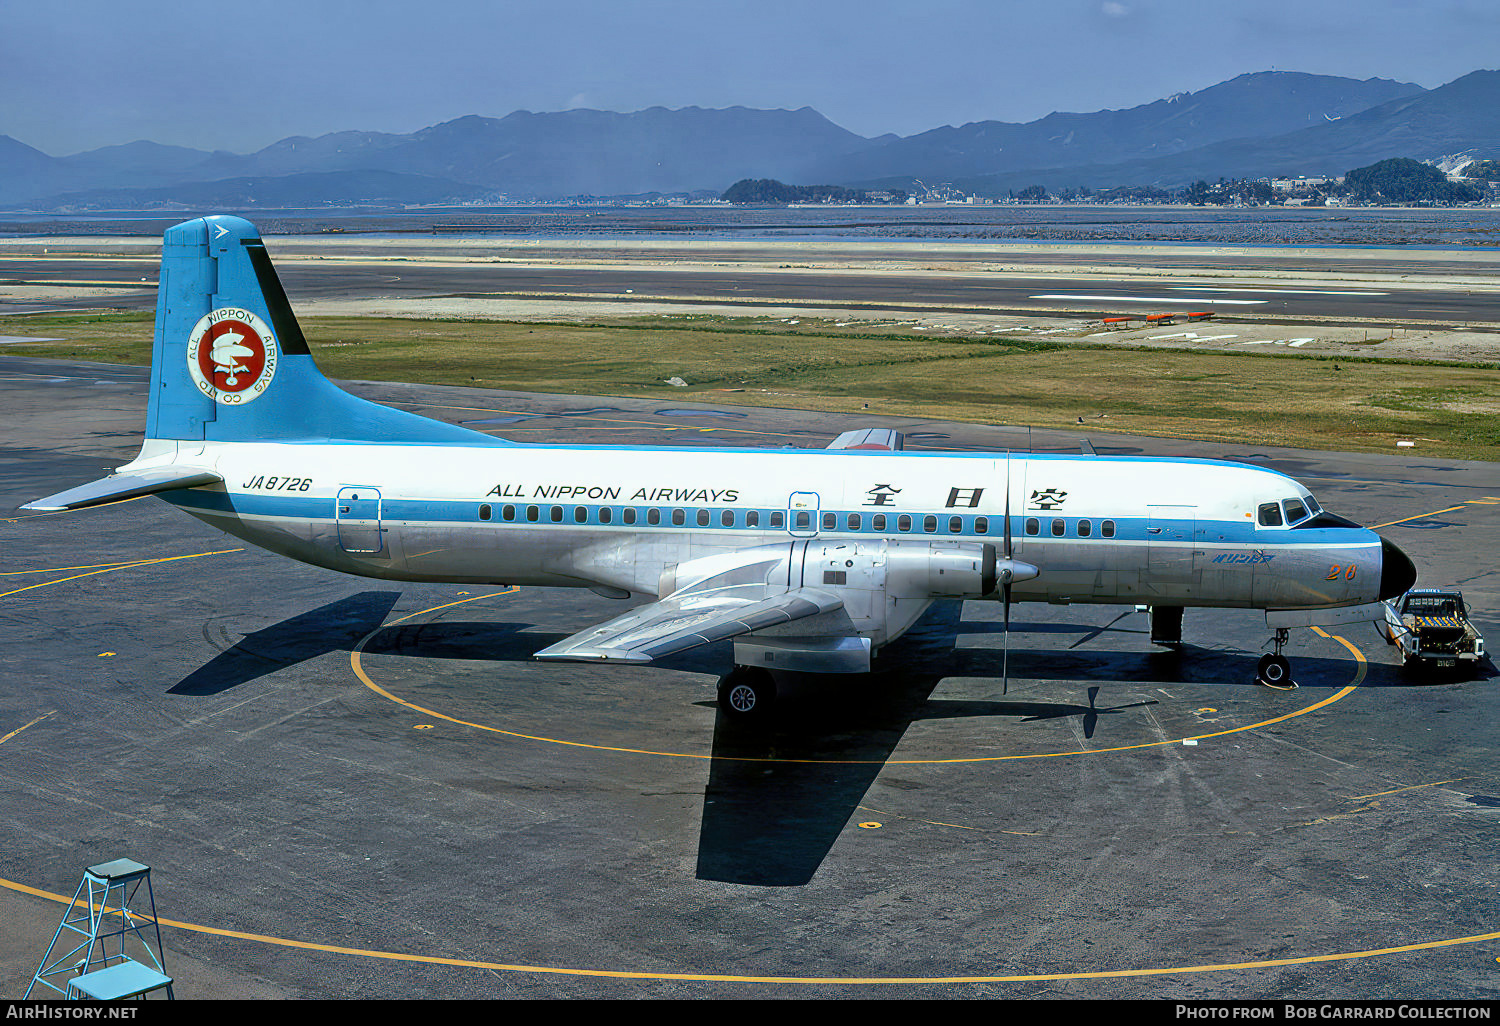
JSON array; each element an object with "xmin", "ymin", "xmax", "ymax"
[
  {"xmin": 178, "ymin": 594, "xmax": 1437, "ymax": 887},
  {"xmin": 169, "ymin": 591, "xmax": 400, "ymax": 695}
]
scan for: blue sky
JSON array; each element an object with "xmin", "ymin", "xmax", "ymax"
[{"xmin": 4, "ymin": 0, "xmax": 1498, "ymax": 155}]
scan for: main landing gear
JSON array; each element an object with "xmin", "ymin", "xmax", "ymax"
[
  {"xmin": 1257, "ymin": 628, "xmax": 1297, "ymax": 690},
  {"xmin": 717, "ymin": 666, "xmax": 776, "ymax": 723}
]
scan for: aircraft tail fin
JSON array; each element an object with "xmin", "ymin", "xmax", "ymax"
[{"xmin": 147, "ymin": 215, "xmax": 499, "ymax": 446}]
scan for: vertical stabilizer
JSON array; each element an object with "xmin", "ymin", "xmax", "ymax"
[{"xmin": 147, "ymin": 215, "xmax": 500, "ymax": 446}]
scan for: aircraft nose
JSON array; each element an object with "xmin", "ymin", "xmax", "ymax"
[{"xmin": 1378, "ymin": 537, "xmax": 1417, "ymax": 600}]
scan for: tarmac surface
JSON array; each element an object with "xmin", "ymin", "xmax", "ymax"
[{"xmin": 2, "ymin": 354, "xmax": 1499, "ymax": 999}]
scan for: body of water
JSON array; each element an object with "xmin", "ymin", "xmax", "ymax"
[{"xmin": 4, "ymin": 204, "xmax": 1500, "ymax": 248}]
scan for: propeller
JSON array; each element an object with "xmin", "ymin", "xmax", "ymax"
[
  {"xmin": 1002, "ymin": 454, "xmax": 1012, "ymax": 694},
  {"xmin": 996, "ymin": 452, "xmax": 1039, "ymax": 696}
]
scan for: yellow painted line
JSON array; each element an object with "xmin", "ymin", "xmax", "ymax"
[
  {"xmin": 1371, "ymin": 505, "xmax": 1468, "ymax": 529},
  {"xmin": 0, "ymin": 559, "xmax": 171, "ymax": 576},
  {"xmin": 0, "ymin": 873, "xmax": 1492, "ymax": 983},
  {"xmin": 354, "ymin": 598, "xmax": 1367, "ymax": 766},
  {"xmin": 1344, "ymin": 779, "xmax": 1470, "ymax": 802},
  {"xmin": 0, "ymin": 548, "xmax": 242, "ymax": 599},
  {"xmin": 0, "ymin": 711, "xmax": 55, "ymax": 747},
  {"xmin": 1310, "ymin": 626, "xmax": 1367, "ymax": 686}
]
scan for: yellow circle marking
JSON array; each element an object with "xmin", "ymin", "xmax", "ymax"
[
  {"xmin": 0, "ymin": 873, "xmax": 1492, "ymax": 984},
  {"xmin": 858, "ymin": 822, "xmax": 882, "ymax": 830},
  {"xmin": 351, "ymin": 593, "xmax": 1369, "ymax": 765}
]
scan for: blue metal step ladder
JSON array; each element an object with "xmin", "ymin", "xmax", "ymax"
[{"xmin": 25, "ymin": 858, "xmax": 174, "ymax": 1000}]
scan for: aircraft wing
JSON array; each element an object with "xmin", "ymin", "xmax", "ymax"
[
  {"xmin": 826, "ymin": 428, "xmax": 903, "ymax": 451},
  {"xmin": 533, "ymin": 586, "xmax": 844, "ymax": 664},
  {"xmin": 22, "ymin": 466, "xmax": 223, "ymax": 512}
]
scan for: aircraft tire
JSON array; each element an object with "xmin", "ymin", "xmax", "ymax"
[
  {"xmin": 718, "ymin": 666, "xmax": 775, "ymax": 723},
  {"xmin": 1257, "ymin": 653, "xmax": 1292, "ymax": 687}
]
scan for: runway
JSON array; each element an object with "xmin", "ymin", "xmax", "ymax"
[
  {"xmin": 4, "ymin": 244, "xmax": 1500, "ymax": 327},
  {"xmin": 2, "ymin": 355, "xmax": 1498, "ymax": 998}
]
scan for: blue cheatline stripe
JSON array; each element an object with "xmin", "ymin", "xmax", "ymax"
[{"xmin": 156, "ymin": 490, "xmax": 1374, "ymax": 550}]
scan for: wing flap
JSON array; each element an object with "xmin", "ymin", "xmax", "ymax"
[
  {"xmin": 22, "ymin": 467, "xmax": 223, "ymax": 512},
  {"xmin": 534, "ymin": 586, "xmax": 844, "ymax": 664}
]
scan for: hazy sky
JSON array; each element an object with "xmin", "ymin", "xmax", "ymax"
[{"xmin": 5, "ymin": 0, "xmax": 1498, "ymax": 155}]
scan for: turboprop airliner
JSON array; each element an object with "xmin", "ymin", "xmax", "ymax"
[{"xmin": 25, "ymin": 215, "xmax": 1418, "ymax": 720}]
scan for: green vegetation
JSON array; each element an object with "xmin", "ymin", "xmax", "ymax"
[
  {"xmin": 1463, "ymin": 159, "xmax": 1500, "ymax": 182},
  {"xmin": 722, "ymin": 179, "xmax": 903, "ymax": 204},
  {"xmin": 2, "ymin": 311, "xmax": 1496, "ymax": 460},
  {"xmin": 1344, "ymin": 157, "xmax": 1484, "ymax": 205}
]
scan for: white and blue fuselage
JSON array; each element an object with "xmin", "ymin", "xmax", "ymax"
[{"xmin": 27, "ymin": 216, "xmax": 1416, "ymax": 700}]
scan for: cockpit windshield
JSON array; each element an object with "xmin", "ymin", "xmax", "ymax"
[{"xmin": 1259, "ymin": 493, "xmax": 1319, "ymax": 527}]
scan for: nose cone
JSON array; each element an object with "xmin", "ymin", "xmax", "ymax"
[{"xmin": 1379, "ymin": 537, "xmax": 1417, "ymax": 600}]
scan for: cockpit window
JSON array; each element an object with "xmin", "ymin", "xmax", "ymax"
[
  {"xmin": 1305, "ymin": 494, "xmax": 1321, "ymax": 515},
  {"xmin": 1257, "ymin": 502, "xmax": 1283, "ymax": 527},
  {"xmin": 1282, "ymin": 498, "xmax": 1309, "ymax": 524}
]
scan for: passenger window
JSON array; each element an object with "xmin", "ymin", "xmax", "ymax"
[
  {"xmin": 794, "ymin": 511, "xmax": 811, "ymax": 530},
  {"xmin": 822, "ymin": 512, "xmax": 836, "ymax": 530},
  {"xmin": 975, "ymin": 516, "xmax": 988, "ymax": 534},
  {"xmin": 599, "ymin": 507, "xmax": 612, "ymax": 525},
  {"xmin": 673, "ymin": 509, "xmax": 686, "ymax": 526},
  {"xmin": 1282, "ymin": 498, "xmax": 1308, "ymax": 524},
  {"xmin": 1052, "ymin": 518, "xmax": 1065, "ymax": 536},
  {"xmin": 621, "ymin": 507, "xmax": 635, "ymax": 525},
  {"xmin": 575, "ymin": 506, "xmax": 588, "ymax": 524},
  {"xmin": 550, "ymin": 505, "xmax": 563, "ymax": 523},
  {"xmin": 1078, "ymin": 519, "xmax": 1091, "ymax": 537},
  {"xmin": 1025, "ymin": 518, "xmax": 1040, "ymax": 536},
  {"xmin": 923, "ymin": 515, "xmax": 937, "ymax": 533},
  {"xmin": 898, "ymin": 514, "xmax": 912, "ymax": 532},
  {"xmin": 479, "ymin": 503, "xmax": 492, "ymax": 521},
  {"xmin": 1101, "ymin": 520, "xmax": 1116, "ymax": 538},
  {"xmin": 647, "ymin": 508, "xmax": 661, "ymax": 526},
  {"xmin": 949, "ymin": 515, "xmax": 962, "ymax": 533},
  {"xmin": 721, "ymin": 510, "xmax": 734, "ymax": 527},
  {"xmin": 1258, "ymin": 502, "xmax": 1283, "ymax": 527},
  {"xmin": 770, "ymin": 511, "xmax": 785, "ymax": 529},
  {"xmin": 502, "ymin": 504, "xmax": 516, "ymax": 522},
  {"xmin": 848, "ymin": 513, "xmax": 861, "ymax": 531},
  {"xmin": 696, "ymin": 509, "xmax": 710, "ymax": 527},
  {"xmin": 526, "ymin": 505, "xmax": 539, "ymax": 522},
  {"xmin": 746, "ymin": 510, "xmax": 760, "ymax": 528}
]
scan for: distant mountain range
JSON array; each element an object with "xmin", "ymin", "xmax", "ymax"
[{"xmin": 3, "ymin": 69, "xmax": 1497, "ymax": 210}]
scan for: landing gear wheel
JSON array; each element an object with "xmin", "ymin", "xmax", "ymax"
[
  {"xmin": 718, "ymin": 666, "xmax": 775, "ymax": 723},
  {"xmin": 1257, "ymin": 653, "xmax": 1294, "ymax": 689}
]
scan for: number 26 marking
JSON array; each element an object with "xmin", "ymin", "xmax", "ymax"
[{"xmin": 1326, "ymin": 564, "xmax": 1357, "ymax": 580}]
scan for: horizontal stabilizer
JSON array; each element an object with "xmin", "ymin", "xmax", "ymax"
[
  {"xmin": 22, "ymin": 466, "xmax": 222, "ymax": 512},
  {"xmin": 826, "ymin": 428, "xmax": 903, "ymax": 451},
  {"xmin": 534, "ymin": 586, "xmax": 844, "ymax": 664}
]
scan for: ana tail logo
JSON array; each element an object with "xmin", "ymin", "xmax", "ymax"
[{"xmin": 187, "ymin": 307, "xmax": 278, "ymax": 404}]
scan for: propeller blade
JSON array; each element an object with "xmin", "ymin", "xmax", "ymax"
[{"xmin": 1003, "ymin": 452, "xmax": 1011, "ymax": 695}]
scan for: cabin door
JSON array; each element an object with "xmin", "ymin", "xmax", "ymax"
[{"xmin": 337, "ymin": 486, "xmax": 384, "ymax": 554}]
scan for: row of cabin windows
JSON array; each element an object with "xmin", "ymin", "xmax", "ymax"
[
  {"xmin": 474, "ymin": 504, "xmax": 1112, "ymax": 538},
  {"xmin": 1024, "ymin": 517, "xmax": 1116, "ymax": 538}
]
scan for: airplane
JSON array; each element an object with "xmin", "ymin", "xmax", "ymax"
[{"xmin": 24, "ymin": 215, "xmax": 1418, "ymax": 721}]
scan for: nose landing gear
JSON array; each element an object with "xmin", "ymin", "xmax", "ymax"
[{"xmin": 1257, "ymin": 627, "xmax": 1297, "ymax": 690}]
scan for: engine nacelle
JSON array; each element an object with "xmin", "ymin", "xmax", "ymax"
[{"xmin": 660, "ymin": 539, "xmax": 1001, "ymax": 667}]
